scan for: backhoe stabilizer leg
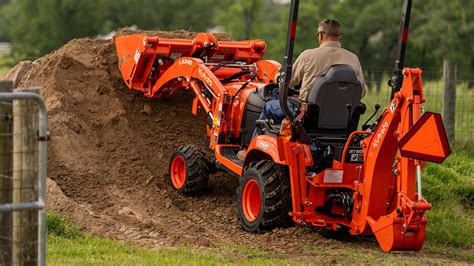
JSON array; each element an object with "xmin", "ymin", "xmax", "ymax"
[{"xmin": 367, "ymin": 197, "xmax": 430, "ymax": 252}]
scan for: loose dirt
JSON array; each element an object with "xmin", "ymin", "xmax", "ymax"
[{"xmin": 2, "ymin": 30, "xmax": 464, "ymax": 264}]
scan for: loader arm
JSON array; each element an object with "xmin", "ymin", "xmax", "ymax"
[{"xmin": 114, "ymin": 33, "xmax": 278, "ymax": 151}]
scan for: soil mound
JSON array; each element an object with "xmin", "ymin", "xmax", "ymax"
[
  {"xmin": 114, "ymin": 28, "xmax": 233, "ymax": 41},
  {"xmin": 1, "ymin": 30, "xmax": 456, "ymax": 263},
  {"xmin": 4, "ymin": 30, "xmax": 222, "ymax": 246}
]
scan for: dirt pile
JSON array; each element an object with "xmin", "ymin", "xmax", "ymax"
[
  {"xmin": 1, "ymin": 30, "xmax": 458, "ymax": 263},
  {"xmin": 3, "ymin": 30, "xmax": 226, "ymax": 245},
  {"xmin": 114, "ymin": 28, "xmax": 233, "ymax": 41}
]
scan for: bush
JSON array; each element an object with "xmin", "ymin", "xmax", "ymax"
[{"xmin": 46, "ymin": 213, "xmax": 82, "ymax": 239}]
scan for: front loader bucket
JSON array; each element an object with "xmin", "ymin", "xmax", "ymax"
[
  {"xmin": 369, "ymin": 215, "xmax": 427, "ymax": 252},
  {"xmin": 114, "ymin": 34, "xmax": 148, "ymax": 88}
]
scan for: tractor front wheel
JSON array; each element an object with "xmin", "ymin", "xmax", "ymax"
[
  {"xmin": 237, "ymin": 160, "xmax": 291, "ymax": 232},
  {"xmin": 167, "ymin": 145, "xmax": 209, "ymax": 195}
]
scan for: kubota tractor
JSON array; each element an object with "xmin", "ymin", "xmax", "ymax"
[{"xmin": 114, "ymin": 0, "xmax": 451, "ymax": 252}]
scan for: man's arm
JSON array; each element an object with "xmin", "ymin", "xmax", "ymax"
[
  {"xmin": 290, "ymin": 51, "xmax": 306, "ymax": 89},
  {"xmin": 356, "ymin": 61, "xmax": 368, "ymax": 98}
]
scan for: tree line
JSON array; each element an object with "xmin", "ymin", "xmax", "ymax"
[{"xmin": 0, "ymin": 0, "xmax": 472, "ymax": 80}]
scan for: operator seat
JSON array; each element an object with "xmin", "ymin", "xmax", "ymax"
[{"xmin": 303, "ymin": 64, "xmax": 365, "ymax": 139}]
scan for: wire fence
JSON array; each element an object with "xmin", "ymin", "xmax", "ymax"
[
  {"xmin": 0, "ymin": 85, "xmax": 47, "ymax": 266},
  {"xmin": 362, "ymin": 69, "xmax": 473, "ymax": 147}
]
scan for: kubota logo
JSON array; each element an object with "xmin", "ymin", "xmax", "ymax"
[
  {"xmin": 257, "ymin": 141, "xmax": 269, "ymax": 150},
  {"xmin": 373, "ymin": 122, "xmax": 389, "ymax": 149},
  {"xmin": 198, "ymin": 67, "xmax": 213, "ymax": 87},
  {"xmin": 178, "ymin": 59, "xmax": 193, "ymax": 66}
]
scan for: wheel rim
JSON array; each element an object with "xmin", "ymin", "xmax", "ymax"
[
  {"xmin": 242, "ymin": 178, "xmax": 261, "ymax": 222},
  {"xmin": 170, "ymin": 155, "xmax": 186, "ymax": 189}
]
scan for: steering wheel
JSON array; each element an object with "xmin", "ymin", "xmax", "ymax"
[{"xmin": 262, "ymin": 84, "xmax": 279, "ymax": 100}]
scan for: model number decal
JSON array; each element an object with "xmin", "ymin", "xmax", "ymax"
[
  {"xmin": 178, "ymin": 58, "xmax": 193, "ymax": 66},
  {"xmin": 373, "ymin": 121, "xmax": 389, "ymax": 149}
]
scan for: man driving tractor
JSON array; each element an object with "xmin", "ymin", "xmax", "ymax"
[{"xmin": 237, "ymin": 19, "xmax": 367, "ymax": 161}]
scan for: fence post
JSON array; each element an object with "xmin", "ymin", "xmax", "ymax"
[
  {"xmin": 12, "ymin": 87, "xmax": 40, "ymax": 265},
  {"xmin": 443, "ymin": 60, "xmax": 457, "ymax": 143},
  {"xmin": 0, "ymin": 80, "xmax": 13, "ymax": 264}
]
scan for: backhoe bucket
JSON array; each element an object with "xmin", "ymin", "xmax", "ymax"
[
  {"xmin": 368, "ymin": 197, "xmax": 431, "ymax": 252},
  {"xmin": 370, "ymin": 215, "xmax": 427, "ymax": 252}
]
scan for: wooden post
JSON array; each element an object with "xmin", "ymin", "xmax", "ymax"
[
  {"xmin": 0, "ymin": 80, "xmax": 13, "ymax": 264},
  {"xmin": 12, "ymin": 87, "xmax": 40, "ymax": 265},
  {"xmin": 443, "ymin": 60, "xmax": 457, "ymax": 143}
]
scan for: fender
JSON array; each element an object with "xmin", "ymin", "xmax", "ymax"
[
  {"xmin": 243, "ymin": 134, "xmax": 313, "ymax": 168},
  {"xmin": 244, "ymin": 135, "xmax": 286, "ymax": 168}
]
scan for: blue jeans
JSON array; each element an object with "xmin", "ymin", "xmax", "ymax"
[{"xmin": 253, "ymin": 100, "xmax": 295, "ymax": 137}]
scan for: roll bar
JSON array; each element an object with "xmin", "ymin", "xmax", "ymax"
[{"xmin": 279, "ymin": 0, "xmax": 299, "ymax": 121}]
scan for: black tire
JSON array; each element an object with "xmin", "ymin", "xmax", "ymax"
[
  {"xmin": 237, "ymin": 160, "xmax": 292, "ymax": 232},
  {"xmin": 166, "ymin": 145, "xmax": 209, "ymax": 195}
]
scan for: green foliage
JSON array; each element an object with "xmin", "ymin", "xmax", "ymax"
[
  {"xmin": 410, "ymin": 0, "xmax": 474, "ymax": 78},
  {"xmin": 1, "ymin": 0, "xmax": 473, "ymax": 77},
  {"xmin": 0, "ymin": 0, "xmax": 220, "ymax": 60},
  {"xmin": 216, "ymin": 0, "xmax": 474, "ymax": 79},
  {"xmin": 423, "ymin": 150, "xmax": 474, "ymax": 248},
  {"xmin": 0, "ymin": 54, "xmax": 15, "ymax": 76},
  {"xmin": 46, "ymin": 213, "xmax": 82, "ymax": 239},
  {"xmin": 2, "ymin": 0, "xmax": 104, "ymax": 60},
  {"xmin": 215, "ymin": 0, "xmax": 263, "ymax": 40}
]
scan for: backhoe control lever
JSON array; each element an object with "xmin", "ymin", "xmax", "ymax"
[{"xmin": 362, "ymin": 104, "xmax": 381, "ymax": 130}]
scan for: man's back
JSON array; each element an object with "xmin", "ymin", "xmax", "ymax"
[{"xmin": 291, "ymin": 42, "xmax": 367, "ymax": 101}]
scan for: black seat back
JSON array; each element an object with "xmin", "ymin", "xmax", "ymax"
[{"xmin": 304, "ymin": 65, "xmax": 363, "ymax": 137}]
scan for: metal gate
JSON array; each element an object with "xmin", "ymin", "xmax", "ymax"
[{"xmin": 0, "ymin": 87, "xmax": 48, "ymax": 266}]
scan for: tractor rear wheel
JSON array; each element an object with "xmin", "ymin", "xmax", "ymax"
[
  {"xmin": 237, "ymin": 160, "xmax": 292, "ymax": 232},
  {"xmin": 167, "ymin": 145, "xmax": 209, "ymax": 195}
]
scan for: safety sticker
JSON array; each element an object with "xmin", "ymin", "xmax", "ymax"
[
  {"xmin": 390, "ymin": 100, "xmax": 397, "ymax": 113},
  {"xmin": 323, "ymin": 170, "xmax": 344, "ymax": 183},
  {"xmin": 134, "ymin": 49, "xmax": 141, "ymax": 63}
]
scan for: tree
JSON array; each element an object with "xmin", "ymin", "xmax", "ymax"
[
  {"xmin": 0, "ymin": 0, "xmax": 222, "ymax": 60},
  {"xmin": 410, "ymin": 0, "xmax": 474, "ymax": 79},
  {"xmin": 4, "ymin": 0, "xmax": 104, "ymax": 59},
  {"xmin": 215, "ymin": 0, "xmax": 263, "ymax": 40}
]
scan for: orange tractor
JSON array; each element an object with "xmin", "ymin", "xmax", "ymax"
[{"xmin": 114, "ymin": 0, "xmax": 451, "ymax": 252}]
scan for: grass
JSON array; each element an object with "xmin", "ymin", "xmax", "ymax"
[
  {"xmin": 46, "ymin": 214, "xmax": 297, "ymax": 265},
  {"xmin": 47, "ymin": 210, "xmax": 473, "ymax": 265},
  {"xmin": 423, "ymin": 149, "xmax": 473, "ymax": 249}
]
